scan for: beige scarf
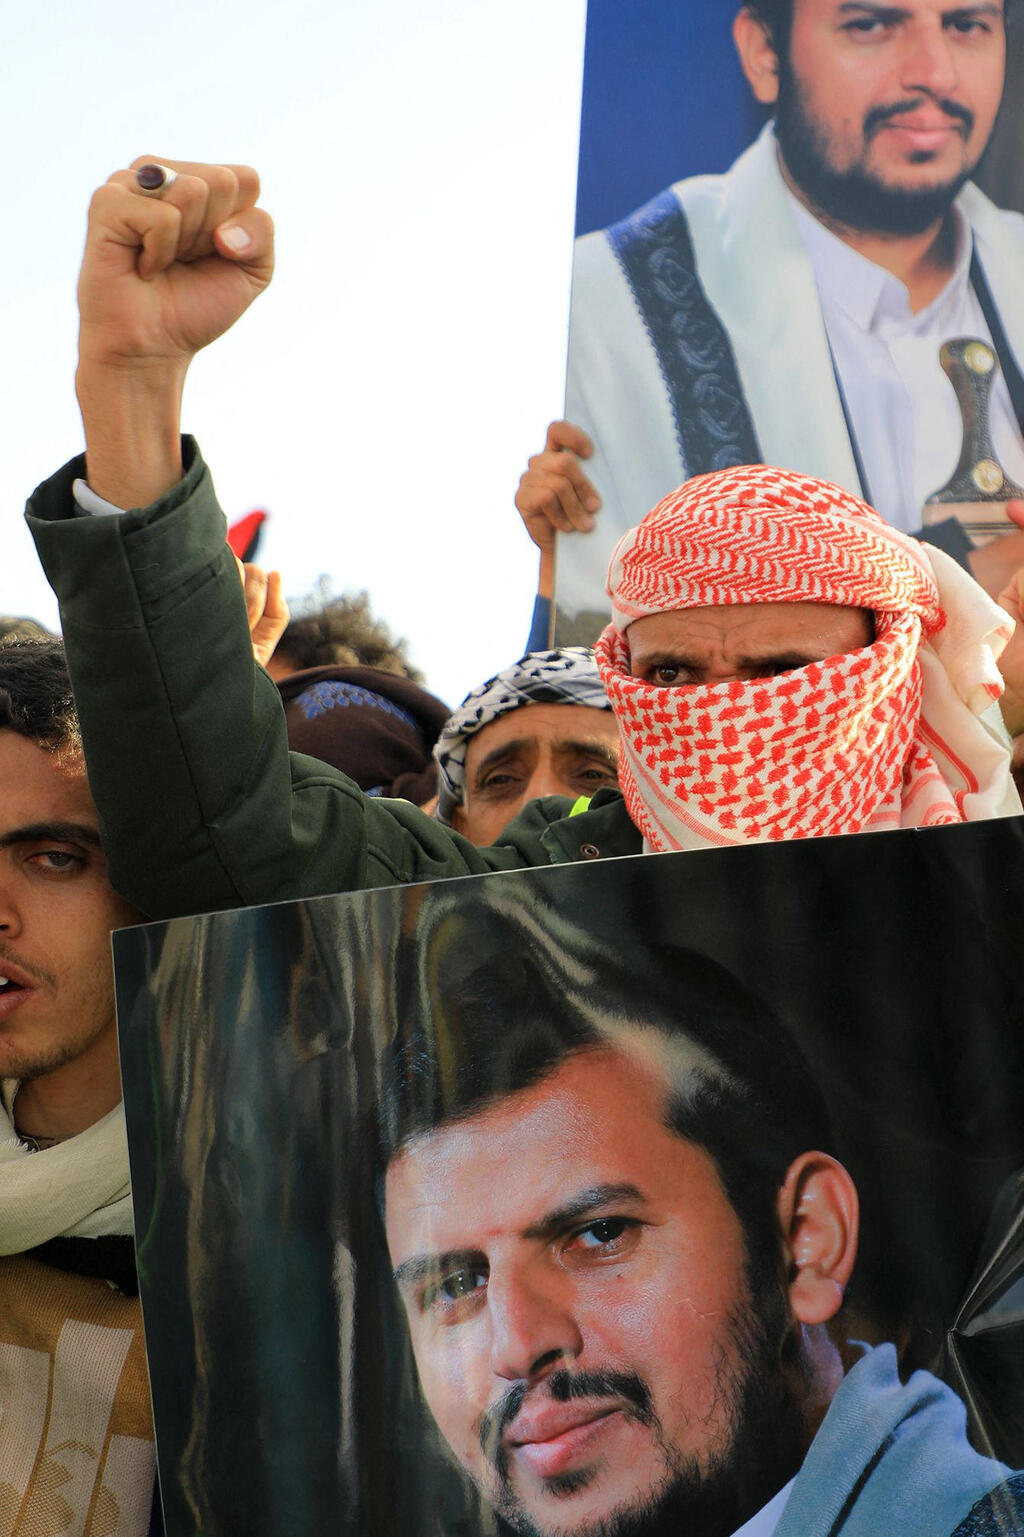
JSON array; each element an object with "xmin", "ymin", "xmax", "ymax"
[{"xmin": 0, "ymin": 1083, "xmax": 133, "ymax": 1253}]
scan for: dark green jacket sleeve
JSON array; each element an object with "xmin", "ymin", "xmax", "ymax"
[{"xmin": 25, "ymin": 442, "xmax": 538, "ymax": 918}]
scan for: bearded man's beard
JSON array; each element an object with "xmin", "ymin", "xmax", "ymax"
[
  {"xmin": 483, "ymin": 1256, "xmax": 811, "ymax": 1537},
  {"xmin": 774, "ymin": 63, "xmax": 977, "ymax": 237}
]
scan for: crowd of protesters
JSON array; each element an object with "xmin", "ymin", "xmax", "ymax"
[{"xmin": 6, "ymin": 74, "xmax": 1024, "ymax": 1535}]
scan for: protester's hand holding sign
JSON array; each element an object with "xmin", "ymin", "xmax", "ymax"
[
  {"xmin": 515, "ymin": 420, "xmax": 601, "ymax": 599},
  {"xmin": 76, "ymin": 158, "xmax": 274, "ymax": 510}
]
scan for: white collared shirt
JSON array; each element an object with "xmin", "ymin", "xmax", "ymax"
[
  {"xmin": 730, "ymin": 1476, "xmax": 796, "ymax": 1537},
  {"xmin": 787, "ymin": 191, "xmax": 1024, "ymax": 534}
]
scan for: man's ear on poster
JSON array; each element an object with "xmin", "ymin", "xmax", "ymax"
[
  {"xmin": 733, "ymin": 6, "xmax": 783, "ymax": 106},
  {"xmin": 776, "ymin": 1151, "xmax": 860, "ymax": 1326}
]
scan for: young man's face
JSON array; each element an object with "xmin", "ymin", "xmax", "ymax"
[
  {"xmin": 385, "ymin": 1049, "xmax": 808, "ymax": 1537},
  {"xmin": 767, "ymin": 0, "xmax": 1006, "ymax": 233},
  {"xmin": 0, "ymin": 730, "xmax": 137, "ymax": 1097}
]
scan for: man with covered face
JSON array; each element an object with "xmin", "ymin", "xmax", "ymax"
[
  {"xmin": 560, "ymin": 0, "xmax": 1024, "ymax": 623},
  {"xmin": 23, "ymin": 158, "xmax": 1020, "ymax": 923},
  {"xmin": 378, "ymin": 901, "xmax": 1024, "ymax": 1536},
  {"xmin": 595, "ymin": 461, "xmax": 1020, "ymax": 847}
]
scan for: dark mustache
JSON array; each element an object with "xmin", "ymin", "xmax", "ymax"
[
  {"xmin": 864, "ymin": 95, "xmax": 974, "ymax": 138},
  {"xmin": 0, "ymin": 943, "xmax": 51, "ymax": 990},
  {"xmin": 479, "ymin": 1368, "xmax": 653, "ymax": 1477}
]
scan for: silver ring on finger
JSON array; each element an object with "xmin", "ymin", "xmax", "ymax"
[{"xmin": 134, "ymin": 163, "xmax": 179, "ymax": 197}]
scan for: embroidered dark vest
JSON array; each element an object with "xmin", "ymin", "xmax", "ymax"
[{"xmin": 606, "ymin": 191, "xmax": 1024, "ymax": 509}]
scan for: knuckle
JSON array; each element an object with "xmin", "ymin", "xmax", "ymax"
[
  {"xmin": 91, "ymin": 184, "xmax": 121, "ymax": 213},
  {"xmin": 208, "ymin": 164, "xmax": 239, "ymax": 199},
  {"xmin": 233, "ymin": 164, "xmax": 261, "ymax": 199}
]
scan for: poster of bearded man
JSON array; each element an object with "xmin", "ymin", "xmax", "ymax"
[
  {"xmin": 114, "ymin": 821, "xmax": 1024, "ymax": 1535},
  {"xmin": 554, "ymin": 0, "xmax": 1024, "ymax": 641}
]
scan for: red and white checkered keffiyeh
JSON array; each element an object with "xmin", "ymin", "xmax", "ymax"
[{"xmin": 595, "ymin": 465, "xmax": 1019, "ymax": 850}]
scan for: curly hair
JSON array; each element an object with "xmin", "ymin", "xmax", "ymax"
[
  {"xmin": 0, "ymin": 638, "xmax": 82, "ymax": 760},
  {"xmin": 276, "ymin": 583, "xmax": 423, "ymax": 682}
]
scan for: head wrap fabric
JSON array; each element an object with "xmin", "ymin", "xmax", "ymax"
[
  {"xmin": 277, "ymin": 665, "xmax": 450, "ymax": 805},
  {"xmin": 596, "ymin": 465, "xmax": 1019, "ymax": 850},
  {"xmin": 435, "ymin": 649, "xmax": 611, "ymax": 824}
]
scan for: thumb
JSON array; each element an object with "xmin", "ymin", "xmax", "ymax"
[
  {"xmin": 1005, "ymin": 499, "xmax": 1024, "ymax": 531},
  {"xmin": 213, "ymin": 208, "xmax": 275, "ymax": 282}
]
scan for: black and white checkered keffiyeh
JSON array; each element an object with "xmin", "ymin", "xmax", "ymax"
[{"xmin": 434, "ymin": 648, "xmax": 611, "ymax": 824}]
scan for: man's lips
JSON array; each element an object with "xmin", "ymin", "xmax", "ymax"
[
  {"xmin": 507, "ymin": 1401, "xmax": 627, "ymax": 1479},
  {"xmin": 870, "ymin": 104, "xmax": 971, "ymax": 149},
  {"xmin": 881, "ymin": 116, "xmax": 965, "ymax": 140},
  {"xmin": 0, "ymin": 961, "xmax": 38, "ymax": 1019}
]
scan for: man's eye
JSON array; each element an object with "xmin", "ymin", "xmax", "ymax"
[
  {"xmin": 842, "ymin": 17, "xmax": 889, "ymax": 35},
  {"xmin": 478, "ymin": 770, "xmax": 524, "ymax": 794},
  {"xmin": 652, "ymin": 664, "xmax": 684, "ymax": 685},
  {"xmin": 30, "ymin": 850, "xmax": 84, "ymax": 875},
  {"xmin": 577, "ymin": 763, "xmax": 619, "ymax": 785},
  {"xmin": 424, "ymin": 1266, "xmax": 487, "ymax": 1313},
  {"xmin": 566, "ymin": 1217, "xmax": 638, "ymax": 1254}
]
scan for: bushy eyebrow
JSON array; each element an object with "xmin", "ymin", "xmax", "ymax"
[
  {"xmin": 634, "ymin": 649, "xmax": 825, "ymax": 674},
  {"xmin": 836, "ymin": 3, "xmax": 913, "ymax": 17},
  {"xmin": 0, "ymin": 821, "xmax": 102, "ymax": 851},
  {"xmin": 392, "ymin": 1247, "xmax": 482, "ymax": 1291},
  {"xmin": 471, "ymin": 737, "xmax": 619, "ymax": 786},
  {"xmin": 471, "ymin": 738, "xmax": 534, "ymax": 784},
  {"xmin": 521, "ymin": 1182, "xmax": 646, "ymax": 1242},
  {"xmin": 835, "ymin": 1, "xmax": 1002, "ymax": 18},
  {"xmin": 391, "ymin": 1182, "xmax": 646, "ymax": 1289}
]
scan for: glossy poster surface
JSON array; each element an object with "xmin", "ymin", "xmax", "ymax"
[
  {"xmin": 555, "ymin": 0, "xmax": 1024, "ymax": 640},
  {"xmin": 114, "ymin": 821, "xmax": 1024, "ymax": 1534}
]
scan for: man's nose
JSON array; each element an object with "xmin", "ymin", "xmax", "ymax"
[
  {"xmin": 700, "ymin": 659, "xmax": 749, "ymax": 685},
  {"xmin": 899, "ymin": 20, "xmax": 960, "ymax": 98},
  {"xmin": 488, "ymin": 1265, "xmax": 583, "ymax": 1383},
  {"xmin": 0, "ymin": 883, "xmax": 22, "ymax": 939},
  {"xmin": 523, "ymin": 762, "xmax": 572, "ymax": 804}
]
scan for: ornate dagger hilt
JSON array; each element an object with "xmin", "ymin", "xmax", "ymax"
[{"xmin": 924, "ymin": 337, "xmax": 1024, "ymax": 546}]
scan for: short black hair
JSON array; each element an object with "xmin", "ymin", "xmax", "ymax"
[
  {"xmin": 0, "ymin": 638, "xmax": 82, "ymax": 759},
  {"xmin": 376, "ymin": 882, "xmax": 835, "ymax": 1269},
  {"xmin": 742, "ymin": 0, "xmax": 793, "ymax": 54}
]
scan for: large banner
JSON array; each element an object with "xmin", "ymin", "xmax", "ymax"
[
  {"xmin": 115, "ymin": 822, "xmax": 1024, "ymax": 1534},
  {"xmin": 556, "ymin": 0, "xmax": 1024, "ymax": 640}
]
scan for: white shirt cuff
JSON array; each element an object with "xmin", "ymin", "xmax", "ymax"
[{"xmin": 71, "ymin": 478, "xmax": 128, "ymax": 517}]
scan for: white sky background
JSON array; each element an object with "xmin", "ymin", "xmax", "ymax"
[{"xmin": 2, "ymin": 0, "xmax": 586, "ymax": 708}]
